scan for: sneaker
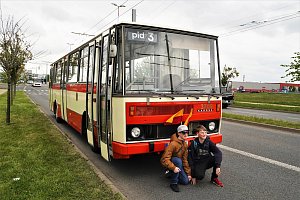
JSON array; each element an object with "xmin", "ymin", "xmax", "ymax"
[
  {"xmin": 170, "ymin": 184, "xmax": 180, "ymax": 192},
  {"xmin": 165, "ymin": 170, "xmax": 171, "ymax": 178},
  {"xmin": 211, "ymin": 178, "xmax": 224, "ymax": 187}
]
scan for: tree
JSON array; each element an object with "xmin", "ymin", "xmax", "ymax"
[
  {"xmin": 221, "ymin": 65, "xmax": 239, "ymax": 86},
  {"xmin": 0, "ymin": 15, "xmax": 32, "ymax": 124},
  {"xmin": 281, "ymin": 52, "xmax": 300, "ymax": 82}
]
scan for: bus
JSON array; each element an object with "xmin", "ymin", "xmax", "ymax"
[{"xmin": 49, "ymin": 23, "xmax": 223, "ymax": 161}]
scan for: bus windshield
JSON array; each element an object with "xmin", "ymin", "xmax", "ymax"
[{"xmin": 124, "ymin": 28, "xmax": 220, "ymax": 95}]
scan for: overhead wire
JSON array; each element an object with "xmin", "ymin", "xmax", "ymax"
[
  {"xmin": 93, "ymin": 0, "xmax": 145, "ymax": 34},
  {"xmin": 70, "ymin": 0, "xmax": 144, "ymax": 46},
  {"xmin": 84, "ymin": 0, "xmax": 128, "ymax": 34},
  {"xmin": 220, "ymin": 11, "xmax": 300, "ymax": 37},
  {"xmin": 206, "ymin": 1, "xmax": 299, "ymax": 33}
]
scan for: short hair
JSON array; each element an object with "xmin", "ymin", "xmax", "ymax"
[{"xmin": 192, "ymin": 125, "xmax": 207, "ymax": 134}]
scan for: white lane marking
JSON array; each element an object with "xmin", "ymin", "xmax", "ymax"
[{"xmin": 218, "ymin": 144, "xmax": 300, "ymax": 172}]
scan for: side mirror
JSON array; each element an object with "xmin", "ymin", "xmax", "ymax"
[{"xmin": 109, "ymin": 45, "xmax": 117, "ymax": 57}]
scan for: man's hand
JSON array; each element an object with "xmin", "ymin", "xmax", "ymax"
[
  {"xmin": 191, "ymin": 178, "xmax": 197, "ymax": 185},
  {"xmin": 216, "ymin": 167, "xmax": 221, "ymax": 176},
  {"xmin": 188, "ymin": 175, "xmax": 192, "ymax": 182},
  {"xmin": 173, "ymin": 167, "xmax": 181, "ymax": 173}
]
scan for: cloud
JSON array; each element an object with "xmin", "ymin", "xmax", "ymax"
[{"xmin": 1, "ymin": 0, "xmax": 299, "ymax": 82}]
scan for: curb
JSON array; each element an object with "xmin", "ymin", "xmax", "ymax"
[
  {"xmin": 25, "ymin": 93, "xmax": 127, "ymax": 200},
  {"xmin": 223, "ymin": 117, "xmax": 300, "ymax": 134}
]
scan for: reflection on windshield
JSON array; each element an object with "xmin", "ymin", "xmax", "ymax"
[{"xmin": 124, "ymin": 29, "xmax": 220, "ymax": 95}]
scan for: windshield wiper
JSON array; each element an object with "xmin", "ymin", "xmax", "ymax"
[
  {"xmin": 165, "ymin": 34, "xmax": 174, "ymax": 94},
  {"xmin": 147, "ymin": 90, "xmax": 175, "ymax": 100}
]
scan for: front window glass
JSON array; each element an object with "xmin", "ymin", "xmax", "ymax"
[{"xmin": 124, "ymin": 28, "xmax": 220, "ymax": 94}]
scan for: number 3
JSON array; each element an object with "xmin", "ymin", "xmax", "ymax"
[{"xmin": 148, "ymin": 33, "xmax": 154, "ymax": 42}]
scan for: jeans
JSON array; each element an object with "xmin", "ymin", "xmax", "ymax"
[{"xmin": 170, "ymin": 157, "xmax": 189, "ymax": 185}]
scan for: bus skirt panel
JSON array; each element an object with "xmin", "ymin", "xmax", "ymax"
[{"xmin": 111, "ymin": 134, "xmax": 222, "ymax": 159}]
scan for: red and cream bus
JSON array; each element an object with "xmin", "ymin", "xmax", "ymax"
[{"xmin": 49, "ymin": 23, "xmax": 223, "ymax": 161}]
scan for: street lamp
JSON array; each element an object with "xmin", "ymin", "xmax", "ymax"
[
  {"xmin": 67, "ymin": 43, "xmax": 74, "ymax": 51},
  {"xmin": 111, "ymin": 3, "xmax": 126, "ymax": 21}
]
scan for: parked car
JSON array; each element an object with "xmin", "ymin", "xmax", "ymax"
[
  {"xmin": 222, "ymin": 92, "xmax": 234, "ymax": 108},
  {"xmin": 32, "ymin": 82, "xmax": 42, "ymax": 87},
  {"xmin": 27, "ymin": 80, "xmax": 33, "ymax": 84},
  {"xmin": 221, "ymin": 81, "xmax": 234, "ymax": 108}
]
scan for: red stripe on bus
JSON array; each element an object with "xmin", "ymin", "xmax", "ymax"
[
  {"xmin": 126, "ymin": 101, "xmax": 221, "ymax": 124},
  {"xmin": 52, "ymin": 84, "xmax": 60, "ymax": 90},
  {"xmin": 66, "ymin": 108, "xmax": 83, "ymax": 133},
  {"xmin": 56, "ymin": 103, "xmax": 62, "ymax": 118}
]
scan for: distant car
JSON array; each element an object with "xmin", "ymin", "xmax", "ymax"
[
  {"xmin": 222, "ymin": 93, "xmax": 234, "ymax": 108},
  {"xmin": 32, "ymin": 82, "xmax": 42, "ymax": 87}
]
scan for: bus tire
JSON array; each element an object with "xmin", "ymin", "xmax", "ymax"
[{"xmin": 54, "ymin": 103, "xmax": 62, "ymax": 123}]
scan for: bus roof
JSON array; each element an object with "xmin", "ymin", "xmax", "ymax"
[{"xmin": 51, "ymin": 22, "xmax": 219, "ymax": 65}]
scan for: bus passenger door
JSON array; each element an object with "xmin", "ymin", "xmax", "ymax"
[
  {"xmin": 87, "ymin": 43, "xmax": 97, "ymax": 150},
  {"xmin": 61, "ymin": 59, "xmax": 67, "ymax": 121},
  {"xmin": 98, "ymin": 35, "xmax": 112, "ymax": 161}
]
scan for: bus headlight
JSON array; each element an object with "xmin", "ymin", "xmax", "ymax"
[
  {"xmin": 131, "ymin": 127, "xmax": 141, "ymax": 138},
  {"xmin": 208, "ymin": 122, "xmax": 216, "ymax": 131}
]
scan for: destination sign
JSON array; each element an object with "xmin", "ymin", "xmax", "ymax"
[{"xmin": 127, "ymin": 29, "xmax": 158, "ymax": 43}]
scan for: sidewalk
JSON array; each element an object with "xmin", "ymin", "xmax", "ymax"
[{"xmin": 0, "ymin": 89, "xmax": 7, "ymax": 95}]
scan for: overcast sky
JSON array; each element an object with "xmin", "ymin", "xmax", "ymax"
[{"xmin": 1, "ymin": 0, "xmax": 299, "ymax": 83}]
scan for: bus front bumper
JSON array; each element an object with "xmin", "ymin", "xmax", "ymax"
[{"xmin": 111, "ymin": 133, "xmax": 222, "ymax": 159}]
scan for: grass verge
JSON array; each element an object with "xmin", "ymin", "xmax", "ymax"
[
  {"xmin": 234, "ymin": 92, "xmax": 300, "ymax": 106},
  {"xmin": 233, "ymin": 92, "xmax": 300, "ymax": 112},
  {"xmin": 223, "ymin": 113, "xmax": 300, "ymax": 130},
  {"xmin": 0, "ymin": 92, "xmax": 123, "ymax": 200}
]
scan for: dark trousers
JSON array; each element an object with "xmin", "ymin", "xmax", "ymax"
[{"xmin": 192, "ymin": 156, "xmax": 218, "ymax": 180}]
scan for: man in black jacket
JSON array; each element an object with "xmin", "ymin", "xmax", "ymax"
[{"xmin": 188, "ymin": 125, "xmax": 224, "ymax": 187}]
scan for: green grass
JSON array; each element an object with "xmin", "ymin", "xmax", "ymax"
[
  {"xmin": 0, "ymin": 92, "xmax": 123, "ymax": 200},
  {"xmin": 234, "ymin": 92, "xmax": 300, "ymax": 106},
  {"xmin": 223, "ymin": 113, "xmax": 300, "ymax": 130},
  {"xmin": 234, "ymin": 92, "xmax": 300, "ymax": 112}
]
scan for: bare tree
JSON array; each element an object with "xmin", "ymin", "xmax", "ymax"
[{"xmin": 0, "ymin": 15, "xmax": 32, "ymax": 123}]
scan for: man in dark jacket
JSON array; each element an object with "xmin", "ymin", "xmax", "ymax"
[
  {"xmin": 188, "ymin": 125, "xmax": 224, "ymax": 187},
  {"xmin": 161, "ymin": 125, "xmax": 192, "ymax": 192}
]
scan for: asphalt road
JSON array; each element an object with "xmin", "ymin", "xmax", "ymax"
[
  {"xmin": 23, "ymin": 85, "xmax": 300, "ymax": 200},
  {"xmin": 223, "ymin": 107, "xmax": 300, "ymax": 123}
]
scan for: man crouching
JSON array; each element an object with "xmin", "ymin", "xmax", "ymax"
[{"xmin": 160, "ymin": 125, "xmax": 192, "ymax": 192}]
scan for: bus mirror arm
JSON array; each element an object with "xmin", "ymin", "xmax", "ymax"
[{"xmin": 109, "ymin": 45, "xmax": 117, "ymax": 57}]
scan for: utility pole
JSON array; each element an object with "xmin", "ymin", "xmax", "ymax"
[{"xmin": 132, "ymin": 9, "xmax": 136, "ymax": 22}]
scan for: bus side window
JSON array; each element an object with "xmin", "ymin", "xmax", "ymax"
[
  {"xmin": 68, "ymin": 52, "xmax": 79, "ymax": 82},
  {"xmin": 79, "ymin": 47, "xmax": 89, "ymax": 82}
]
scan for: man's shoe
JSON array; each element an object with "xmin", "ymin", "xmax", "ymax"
[
  {"xmin": 165, "ymin": 170, "xmax": 171, "ymax": 178},
  {"xmin": 211, "ymin": 178, "xmax": 224, "ymax": 187},
  {"xmin": 170, "ymin": 184, "xmax": 180, "ymax": 192}
]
